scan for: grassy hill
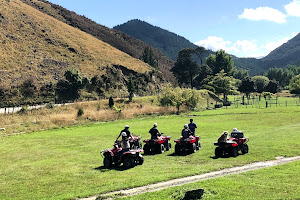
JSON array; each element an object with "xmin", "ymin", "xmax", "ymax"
[
  {"xmin": 20, "ymin": 0, "xmax": 176, "ymax": 84},
  {"xmin": 0, "ymin": 0, "xmax": 160, "ymax": 89}
]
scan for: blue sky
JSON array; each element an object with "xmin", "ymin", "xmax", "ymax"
[{"xmin": 47, "ymin": 0, "xmax": 300, "ymax": 58}]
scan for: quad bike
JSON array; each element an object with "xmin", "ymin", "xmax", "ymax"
[
  {"xmin": 115, "ymin": 135, "xmax": 142, "ymax": 150},
  {"xmin": 174, "ymin": 135, "xmax": 201, "ymax": 154},
  {"xmin": 143, "ymin": 133, "xmax": 171, "ymax": 154},
  {"xmin": 214, "ymin": 131, "xmax": 249, "ymax": 157},
  {"xmin": 101, "ymin": 144, "xmax": 144, "ymax": 169}
]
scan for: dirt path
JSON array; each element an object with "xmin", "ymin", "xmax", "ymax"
[{"xmin": 79, "ymin": 156, "xmax": 300, "ymax": 200}]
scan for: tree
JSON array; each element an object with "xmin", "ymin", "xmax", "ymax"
[
  {"xmin": 238, "ymin": 76, "xmax": 255, "ymax": 100},
  {"xmin": 252, "ymin": 76, "xmax": 270, "ymax": 93},
  {"xmin": 56, "ymin": 69, "xmax": 87, "ymax": 102},
  {"xmin": 127, "ymin": 75, "xmax": 136, "ymax": 102},
  {"xmin": 289, "ymin": 74, "xmax": 300, "ymax": 98},
  {"xmin": 141, "ymin": 47, "xmax": 158, "ymax": 68},
  {"xmin": 233, "ymin": 68, "xmax": 249, "ymax": 80},
  {"xmin": 20, "ymin": 79, "xmax": 37, "ymax": 100},
  {"xmin": 172, "ymin": 48, "xmax": 200, "ymax": 88},
  {"xmin": 210, "ymin": 70, "xmax": 235, "ymax": 100},
  {"xmin": 206, "ymin": 50, "xmax": 235, "ymax": 75},
  {"xmin": 194, "ymin": 64, "xmax": 213, "ymax": 88},
  {"xmin": 265, "ymin": 80, "xmax": 279, "ymax": 94},
  {"xmin": 109, "ymin": 96, "xmax": 114, "ymax": 108},
  {"xmin": 194, "ymin": 46, "xmax": 205, "ymax": 65}
]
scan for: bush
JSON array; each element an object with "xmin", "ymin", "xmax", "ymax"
[
  {"xmin": 77, "ymin": 107, "xmax": 84, "ymax": 117},
  {"xmin": 109, "ymin": 96, "xmax": 114, "ymax": 108},
  {"xmin": 46, "ymin": 102, "xmax": 54, "ymax": 109}
]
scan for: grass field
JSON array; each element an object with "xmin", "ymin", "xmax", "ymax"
[
  {"xmin": 0, "ymin": 104, "xmax": 299, "ymax": 199},
  {"xmin": 116, "ymin": 161, "xmax": 300, "ymax": 200}
]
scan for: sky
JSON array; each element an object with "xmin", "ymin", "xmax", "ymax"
[{"xmin": 47, "ymin": 0, "xmax": 300, "ymax": 58}]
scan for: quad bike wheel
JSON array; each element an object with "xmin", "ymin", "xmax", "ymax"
[
  {"xmin": 143, "ymin": 144, "xmax": 150, "ymax": 154},
  {"xmin": 175, "ymin": 143, "xmax": 181, "ymax": 155},
  {"xmin": 157, "ymin": 143, "xmax": 164, "ymax": 154},
  {"xmin": 165, "ymin": 142, "xmax": 171, "ymax": 151},
  {"xmin": 215, "ymin": 147, "xmax": 223, "ymax": 157},
  {"xmin": 189, "ymin": 143, "xmax": 197, "ymax": 153},
  {"xmin": 241, "ymin": 144, "xmax": 249, "ymax": 154},
  {"xmin": 103, "ymin": 157, "xmax": 112, "ymax": 168},
  {"xmin": 136, "ymin": 154, "xmax": 144, "ymax": 165},
  {"xmin": 196, "ymin": 141, "xmax": 201, "ymax": 150},
  {"xmin": 231, "ymin": 146, "xmax": 239, "ymax": 157},
  {"xmin": 123, "ymin": 157, "xmax": 135, "ymax": 169}
]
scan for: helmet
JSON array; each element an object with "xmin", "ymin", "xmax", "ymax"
[
  {"xmin": 233, "ymin": 128, "xmax": 238, "ymax": 132},
  {"xmin": 124, "ymin": 125, "xmax": 129, "ymax": 129},
  {"xmin": 153, "ymin": 123, "xmax": 157, "ymax": 127},
  {"xmin": 184, "ymin": 124, "xmax": 188, "ymax": 128},
  {"xmin": 121, "ymin": 132, "xmax": 127, "ymax": 137}
]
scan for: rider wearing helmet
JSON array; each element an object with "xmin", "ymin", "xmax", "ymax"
[
  {"xmin": 117, "ymin": 125, "xmax": 132, "ymax": 141},
  {"xmin": 182, "ymin": 124, "xmax": 192, "ymax": 139},
  {"xmin": 149, "ymin": 123, "xmax": 161, "ymax": 139}
]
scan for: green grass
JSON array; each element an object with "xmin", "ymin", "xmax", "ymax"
[
  {"xmin": 0, "ymin": 106, "xmax": 299, "ymax": 199},
  {"xmin": 116, "ymin": 161, "xmax": 300, "ymax": 200}
]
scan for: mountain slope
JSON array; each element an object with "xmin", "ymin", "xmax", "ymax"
[
  {"xmin": 114, "ymin": 19, "xmax": 300, "ymax": 75},
  {"xmin": 20, "ymin": 0, "xmax": 176, "ymax": 84},
  {"xmin": 260, "ymin": 33, "xmax": 300, "ymax": 69},
  {"xmin": 114, "ymin": 19, "xmax": 214, "ymax": 62},
  {"xmin": 0, "ymin": 0, "xmax": 156, "ymax": 88}
]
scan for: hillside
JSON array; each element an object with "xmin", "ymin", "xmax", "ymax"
[
  {"xmin": 0, "ymin": 0, "xmax": 168, "ymax": 93},
  {"xmin": 114, "ymin": 19, "xmax": 214, "ymax": 62},
  {"xmin": 114, "ymin": 19, "xmax": 300, "ymax": 75},
  {"xmin": 20, "ymin": 0, "xmax": 176, "ymax": 84},
  {"xmin": 260, "ymin": 33, "xmax": 300, "ymax": 69}
]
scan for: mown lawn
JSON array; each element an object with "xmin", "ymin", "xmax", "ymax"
[
  {"xmin": 116, "ymin": 161, "xmax": 300, "ymax": 200},
  {"xmin": 0, "ymin": 106, "xmax": 299, "ymax": 199}
]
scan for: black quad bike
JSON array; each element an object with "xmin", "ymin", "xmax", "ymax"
[
  {"xmin": 174, "ymin": 135, "xmax": 201, "ymax": 154},
  {"xmin": 143, "ymin": 133, "xmax": 171, "ymax": 154},
  {"xmin": 101, "ymin": 145, "xmax": 144, "ymax": 169},
  {"xmin": 214, "ymin": 131, "xmax": 249, "ymax": 157}
]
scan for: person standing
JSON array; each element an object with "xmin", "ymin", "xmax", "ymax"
[{"xmin": 188, "ymin": 119, "xmax": 197, "ymax": 136}]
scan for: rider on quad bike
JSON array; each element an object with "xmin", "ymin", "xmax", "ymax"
[
  {"xmin": 149, "ymin": 123, "xmax": 160, "ymax": 139},
  {"xmin": 174, "ymin": 124, "xmax": 201, "ymax": 154},
  {"xmin": 143, "ymin": 123, "xmax": 171, "ymax": 154}
]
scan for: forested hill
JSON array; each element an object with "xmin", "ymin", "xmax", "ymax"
[
  {"xmin": 114, "ymin": 19, "xmax": 214, "ymax": 62},
  {"xmin": 260, "ymin": 33, "xmax": 300, "ymax": 70},
  {"xmin": 114, "ymin": 19, "xmax": 300, "ymax": 76},
  {"xmin": 21, "ymin": 0, "xmax": 176, "ymax": 84}
]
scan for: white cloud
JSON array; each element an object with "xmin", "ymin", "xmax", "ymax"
[
  {"xmin": 239, "ymin": 7, "xmax": 287, "ymax": 23},
  {"xmin": 195, "ymin": 32, "xmax": 297, "ymax": 58},
  {"xmin": 195, "ymin": 36, "xmax": 231, "ymax": 52},
  {"xmin": 285, "ymin": 0, "xmax": 300, "ymax": 17}
]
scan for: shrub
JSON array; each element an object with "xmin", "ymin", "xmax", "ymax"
[{"xmin": 77, "ymin": 107, "xmax": 84, "ymax": 117}]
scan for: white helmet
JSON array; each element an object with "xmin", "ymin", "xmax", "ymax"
[
  {"xmin": 121, "ymin": 132, "xmax": 127, "ymax": 137},
  {"xmin": 233, "ymin": 128, "xmax": 238, "ymax": 132},
  {"xmin": 124, "ymin": 125, "xmax": 129, "ymax": 128},
  {"xmin": 184, "ymin": 124, "xmax": 188, "ymax": 128},
  {"xmin": 153, "ymin": 123, "xmax": 157, "ymax": 127}
]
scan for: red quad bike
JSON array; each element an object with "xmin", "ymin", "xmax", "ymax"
[
  {"xmin": 214, "ymin": 131, "xmax": 249, "ymax": 157},
  {"xmin": 174, "ymin": 136, "xmax": 201, "ymax": 154},
  {"xmin": 101, "ymin": 145, "xmax": 144, "ymax": 169},
  {"xmin": 143, "ymin": 133, "xmax": 171, "ymax": 154}
]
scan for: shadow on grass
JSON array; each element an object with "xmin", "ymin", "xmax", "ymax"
[
  {"xmin": 167, "ymin": 152, "xmax": 194, "ymax": 156},
  {"xmin": 210, "ymin": 153, "xmax": 240, "ymax": 159},
  {"xmin": 94, "ymin": 165, "xmax": 128, "ymax": 172}
]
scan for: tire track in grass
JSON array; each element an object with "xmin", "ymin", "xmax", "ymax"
[{"xmin": 79, "ymin": 156, "xmax": 300, "ymax": 200}]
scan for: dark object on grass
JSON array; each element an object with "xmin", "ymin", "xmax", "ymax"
[{"xmin": 183, "ymin": 188, "xmax": 204, "ymax": 200}]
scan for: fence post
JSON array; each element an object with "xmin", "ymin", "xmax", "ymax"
[{"xmin": 266, "ymin": 101, "xmax": 268, "ymax": 108}]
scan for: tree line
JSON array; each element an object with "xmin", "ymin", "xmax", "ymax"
[{"xmin": 171, "ymin": 48, "xmax": 300, "ymax": 101}]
